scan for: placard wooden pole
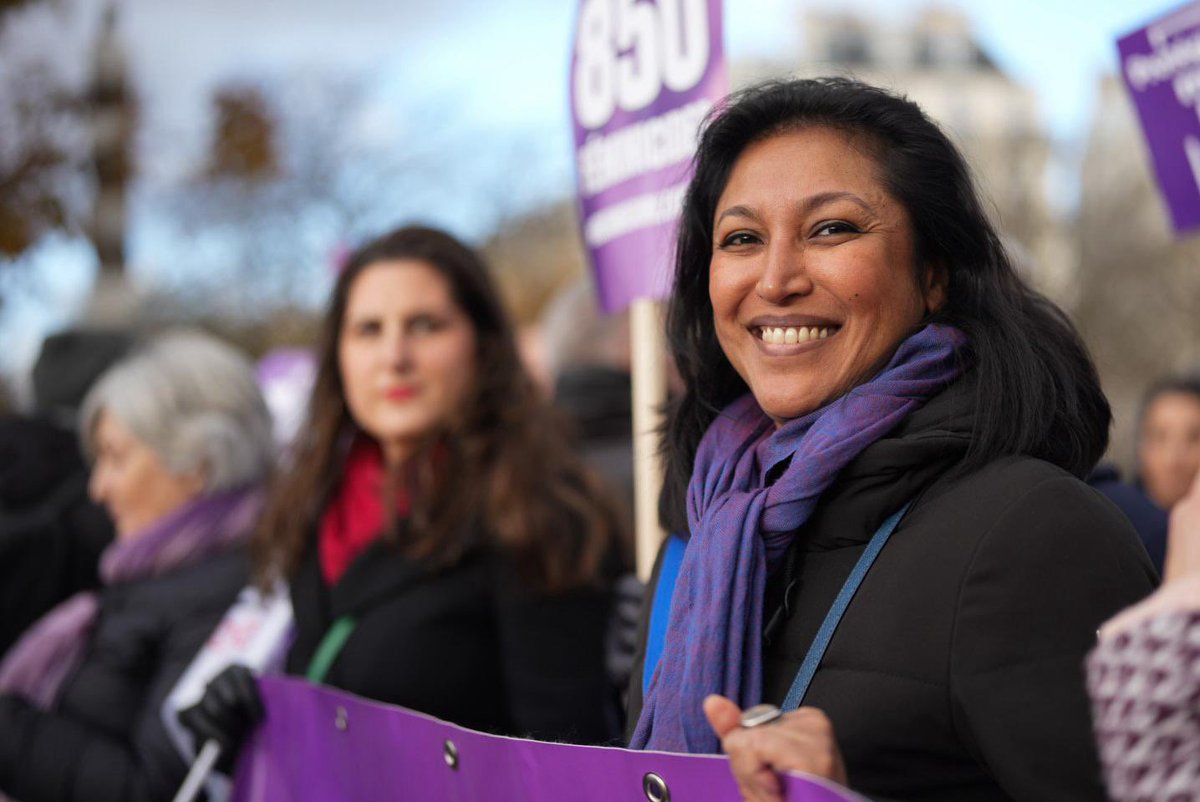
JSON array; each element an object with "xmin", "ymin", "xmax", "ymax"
[{"xmin": 631, "ymin": 297, "xmax": 667, "ymax": 581}]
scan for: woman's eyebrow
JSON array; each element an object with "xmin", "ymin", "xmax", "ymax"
[
  {"xmin": 798, "ymin": 191, "xmax": 875, "ymax": 216},
  {"xmin": 715, "ymin": 192, "xmax": 875, "ymax": 227},
  {"xmin": 715, "ymin": 204, "xmax": 759, "ymax": 226}
]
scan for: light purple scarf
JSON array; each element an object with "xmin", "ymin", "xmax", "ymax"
[
  {"xmin": 0, "ymin": 487, "xmax": 263, "ymax": 710},
  {"xmin": 630, "ymin": 324, "xmax": 967, "ymax": 753}
]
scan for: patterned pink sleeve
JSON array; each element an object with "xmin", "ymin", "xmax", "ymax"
[{"xmin": 1086, "ymin": 609, "xmax": 1200, "ymax": 801}]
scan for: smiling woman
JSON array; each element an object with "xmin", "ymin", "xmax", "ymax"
[
  {"xmin": 626, "ymin": 78, "xmax": 1157, "ymax": 802},
  {"xmin": 709, "ymin": 127, "xmax": 944, "ymax": 424}
]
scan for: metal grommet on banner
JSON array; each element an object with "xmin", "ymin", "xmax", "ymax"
[
  {"xmin": 443, "ymin": 739, "xmax": 459, "ymax": 770},
  {"xmin": 740, "ymin": 703, "xmax": 784, "ymax": 729},
  {"xmin": 334, "ymin": 706, "xmax": 349, "ymax": 732},
  {"xmin": 642, "ymin": 771, "xmax": 670, "ymax": 802}
]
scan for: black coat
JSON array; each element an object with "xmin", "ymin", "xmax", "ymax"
[
  {"xmin": 0, "ymin": 549, "xmax": 248, "ymax": 802},
  {"xmin": 286, "ymin": 531, "xmax": 617, "ymax": 745},
  {"xmin": 627, "ymin": 380, "xmax": 1156, "ymax": 801},
  {"xmin": 0, "ymin": 416, "xmax": 114, "ymax": 657},
  {"xmin": 1087, "ymin": 463, "xmax": 1167, "ymax": 576}
]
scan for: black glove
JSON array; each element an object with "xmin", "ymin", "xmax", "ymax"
[{"xmin": 176, "ymin": 664, "xmax": 264, "ymax": 775}]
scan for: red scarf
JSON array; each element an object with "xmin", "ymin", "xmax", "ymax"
[{"xmin": 318, "ymin": 437, "xmax": 410, "ymax": 586}]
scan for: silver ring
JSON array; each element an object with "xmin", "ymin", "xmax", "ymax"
[{"xmin": 740, "ymin": 703, "xmax": 784, "ymax": 728}]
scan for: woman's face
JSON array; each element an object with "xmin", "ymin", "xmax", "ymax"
[
  {"xmin": 338, "ymin": 260, "xmax": 478, "ymax": 467},
  {"xmin": 1138, "ymin": 391, "xmax": 1200, "ymax": 509},
  {"xmin": 88, "ymin": 411, "xmax": 204, "ymax": 540},
  {"xmin": 709, "ymin": 127, "xmax": 945, "ymax": 424}
]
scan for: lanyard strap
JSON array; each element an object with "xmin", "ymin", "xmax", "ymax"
[
  {"xmin": 781, "ymin": 500, "xmax": 913, "ymax": 711},
  {"xmin": 305, "ymin": 615, "xmax": 357, "ymax": 684}
]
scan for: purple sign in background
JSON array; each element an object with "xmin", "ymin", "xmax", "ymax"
[
  {"xmin": 230, "ymin": 677, "xmax": 864, "ymax": 802},
  {"xmin": 1119, "ymin": 0, "xmax": 1200, "ymax": 235},
  {"xmin": 570, "ymin": 0, "xmax": 728, "ymax": 313}
]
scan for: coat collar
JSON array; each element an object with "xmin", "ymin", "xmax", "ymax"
[{"xmin": 798, "ymin": 373, "xmax": 975, "ymax": 551}]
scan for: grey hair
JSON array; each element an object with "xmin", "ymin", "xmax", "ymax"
[{"xmin": 79, "ymin": 330, "xmax": 275, "ymax": 492}]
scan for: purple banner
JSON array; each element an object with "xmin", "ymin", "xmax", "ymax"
[
  {"xmin": 570, "ymin": 0, "xmax": 728, "ymax": 313},
  {"xmin": 1118, "ymin": 0, "xmax": 1200, "ymax": 235},
  {"xmin": 230, "ymin": 677, "xmax": 864, "ymax": 802}
]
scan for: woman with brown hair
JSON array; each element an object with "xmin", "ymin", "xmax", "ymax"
[{"xmin": 181, "ymin": 225, "xmax": 625, "ymax": 765}]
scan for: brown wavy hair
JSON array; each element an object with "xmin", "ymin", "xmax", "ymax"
[{"xmin": 253, "ymin": 225, "xmax": 626, "ymax": 592}]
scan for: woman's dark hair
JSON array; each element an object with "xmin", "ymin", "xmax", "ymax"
[
  {"xmin": 255, "ymin": 225, "xmax": 625, "ymax": 592},
  {"xmin": 661, "ymin": 77, "xmax": 1110, "ymax": 531}
]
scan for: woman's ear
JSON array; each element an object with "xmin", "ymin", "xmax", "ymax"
[{"xmin": 923, "ymin": 261, "xmax": 949, "ymax": 314}]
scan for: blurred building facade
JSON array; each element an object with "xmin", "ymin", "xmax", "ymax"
[{"xmin": 84, "ymin": 3, "xmax": 138, "ymax": 323}]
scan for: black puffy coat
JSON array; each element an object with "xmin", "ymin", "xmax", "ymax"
[
  {"xmin": 0, "ymin": 416, "xmax": 113, "ymax": 657},
  {"xmin": 286, "ymin": 530, "xmax": 617, "ymax": 745},
  {"xmin": 627, "ymin": 379, "xmax": 1156, "ymax": 801},
  {"xmin": 0, "ymin": 549, "xmax": 248, "ymax": 802}
]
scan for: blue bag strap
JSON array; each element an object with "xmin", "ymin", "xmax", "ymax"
[
  {"xmin": 643, "ymin": 533, "xmax": 687, "ymax": 696},
  {"xmin": 781, "ymin": 499, "xmax": 913, "ymax": 710}
]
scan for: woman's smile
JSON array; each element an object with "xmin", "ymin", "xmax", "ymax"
[{"xmin": 749, "ymin": 318, "xmax": 842, "ymax": 351}]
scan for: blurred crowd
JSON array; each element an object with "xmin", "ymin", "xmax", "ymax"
[
  {"xmin": 0, "ymin": 227, "xmax": 640, "ymax": 801},
  {"xmin": 0, "ymin": 79, "xmax": 1199, "ymax": 802}
]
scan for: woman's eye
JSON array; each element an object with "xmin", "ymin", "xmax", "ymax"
[
  {"xmin": 814, "ymin": 221, "xmax": 860, "ymax": 237},
  {"xmin": 350, "ymin": 320, "xmax": 381, "ymax": 337},
  {"xmin": 409, "ymin": 315, "xmax": 441, "ymax": 334},
  {"xmin": 719, "ymin": 232, "xmax": 759, "ymax": 248}
]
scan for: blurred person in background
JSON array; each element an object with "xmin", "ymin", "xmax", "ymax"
[
  {"xmin": 626, "ymin": 77, "xmax": 1154, "ymax": 801},
  {"xmin": 1088, "ymin": 468, "xmax": 1200, "ymax": 800},
  {"xmin": 1089, "ymin": 376, "xmax": 1200, "ymax": 576},
  {"xmin": 0, "ymin": 331, "xmax": 274, "ymax": 802},
  {"xmin": 540, "ymin": 277, "xmax": 642, "ymax": 723},
  {"xmin": 540, "ymin": 276, "xmax": 634, "ymax": 536},
  {"xmin": 0, "ymin": 328, "xmax": 135, "ymax": 656},
  {"xmin": 179, "ymin": 225, "xmax": 626, "ymax": 773},
  {"xmin": 1137, "ymin": 376, "xmax": 1200, "ymax": 512}
]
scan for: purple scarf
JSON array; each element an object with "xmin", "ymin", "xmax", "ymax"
[
  {"xmin": 0, "ymin": 487, "xmax": 263, "ymax": 710},
  {"xmin": 630, "ymin": 324, "xmax": 967, "ymax": 753}
]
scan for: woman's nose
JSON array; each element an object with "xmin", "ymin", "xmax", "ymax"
[
  {"xmin": 384, "ymin": 330, "xmax": 413, "ymax": 370},
  {"xmin": 755, "ymin": 242, "xmax": 813, "ymax": 304}
]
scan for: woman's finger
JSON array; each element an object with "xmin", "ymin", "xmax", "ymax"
[
  {"xmin": 722, "ymin": 707, "xmax": 848, "ymax": 785},
  {"xmin": 703, "ymin": 694, "xmax": 745, "ymax": 739}
]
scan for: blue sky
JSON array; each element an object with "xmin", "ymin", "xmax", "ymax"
[{"xmin": 0, "ymin": 0, "xmax": 1173, "ymax": 388}]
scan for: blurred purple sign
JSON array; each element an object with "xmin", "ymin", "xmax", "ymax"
[
  {"xmin": 1119, "ymin": 0, "xmax": 1200, "ymax": 235},
  {"xmin": 570, "ymin": 0, "xmax": 728, "ymax": 313},
  {"xmin": 255, "ymin": 348, "xmax": 316, "ymax": 450},
  {"xmin": 231, "ymin": 676, "xmax": 865, "ymax": 802}
]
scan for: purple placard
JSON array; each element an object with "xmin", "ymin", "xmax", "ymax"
[
  {"xmin": 570, "ymin": 0, "xmax": 728, "ymax": 313},
  {"xmin": 230, "ymin": 676, "xmax": 865, "ymax": 802},
  {"xmin": 1118, "ymin": 0, "xmax": 1200, "ymax": 235},
  {"xmin": 255, "ymin": 347, "xmax": 316, "ymax": 450}
]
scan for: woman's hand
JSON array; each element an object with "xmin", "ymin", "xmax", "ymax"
[
  {"xmin": 704, "ymin": 694, "xmax": 848, "ymax": 802},
  {"xmin": 176, "ymin": 664, "xmax": 264, "ymax": 774}
]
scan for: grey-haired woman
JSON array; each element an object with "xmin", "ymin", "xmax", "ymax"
[{"xmin": 0, "ymin": 331, "xmax": 274, "ymax": 802}]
